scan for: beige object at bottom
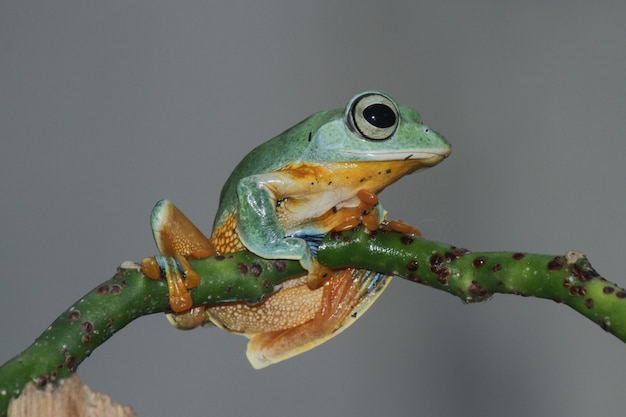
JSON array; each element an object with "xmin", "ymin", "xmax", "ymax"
[{"xmin": 9, "ymin": 374, "xmax": 135, "ymax": 417}]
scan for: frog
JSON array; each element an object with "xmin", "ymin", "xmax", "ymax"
[{"xmin": 141, "ymin": 91, "xmax": 451, "ymax": 368}]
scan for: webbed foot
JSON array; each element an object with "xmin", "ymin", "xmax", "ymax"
[
  {"xmin": 246, "ymin": 267, "xmax": 391, "ymax": 369},
  {"xmin": 141, "ymin": 255, "xmax": 200, "ymax": 313}
]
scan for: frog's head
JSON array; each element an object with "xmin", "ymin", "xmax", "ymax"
[{"xmin": 302, "ymin": 91, "xmax": 451, "ymax": 167}]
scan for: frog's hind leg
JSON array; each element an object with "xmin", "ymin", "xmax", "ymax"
[
  {"xmin": 142, "ymin": 199, "xmax": 216, "ymax": 328},
  {"xmin": 149, "ymin": 199, "xmax": 216, "ymax": 258},
  {"xmin": 245, "ymin": 268, "xmax": 391, "ymax": 369}
]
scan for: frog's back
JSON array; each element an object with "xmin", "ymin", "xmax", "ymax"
[{"xmin": 213, "ymin": 108, "xmax": 341, "ymax": 228}]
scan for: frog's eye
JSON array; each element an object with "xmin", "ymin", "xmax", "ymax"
[{"xmin": 348, "ymin": 92, "xmax": 399, "ymax": 141}]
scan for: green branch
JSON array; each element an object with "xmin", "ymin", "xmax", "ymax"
[{"xmin": 1, "ymin": 227, "xmax": 625, "ymax": 416}]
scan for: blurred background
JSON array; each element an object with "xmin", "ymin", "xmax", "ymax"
[{"xmin": 2, "ymin": 2, "xmax": 625, "ymax": 416}]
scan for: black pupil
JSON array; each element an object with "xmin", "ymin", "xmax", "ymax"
[{"xmin": 363, "ymin": 103, "xmax": 396, "ymax": 129}]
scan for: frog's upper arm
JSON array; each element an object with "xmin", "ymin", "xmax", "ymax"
[{"xmin": 236, "ymin": 173, "xmax": 313, "ymax": 266}]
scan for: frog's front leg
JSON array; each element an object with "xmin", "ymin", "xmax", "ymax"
[
  {"xmin": 236, "ymin": 175, "xmax": 334, "ymax": 290},
  {"xmin": 141, "ymin": 199, "xmax": 215, "ymax": 326}
]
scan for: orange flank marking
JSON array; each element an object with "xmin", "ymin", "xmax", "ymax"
[{"xmin": 210, "ymin": 213, "xmax": 245, "ymax": 254}]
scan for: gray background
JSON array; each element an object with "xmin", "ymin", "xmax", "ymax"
[{"xmin": 2, "ymin": 2, "xmax": 625, "ymax": 416}]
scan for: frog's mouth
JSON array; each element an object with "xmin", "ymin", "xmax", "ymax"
[{"xmin": 342, "ymin": 149, "xmax": 451, "ymax": 165}]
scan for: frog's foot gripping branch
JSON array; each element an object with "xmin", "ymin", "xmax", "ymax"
[
  {"xmin": 140, "ymin": 199, "xmax": 216, "ymax": 315},
  {"xmin": 303, "ymin": 189, "xmax": 420, "ymax": 289},
  {"xmin": 141, "ymin": 255, "xmax": 200, "ymax": 313},
  {"xmin": 314, "ymin": 189, "xmax": 384, "ymax": 233}
]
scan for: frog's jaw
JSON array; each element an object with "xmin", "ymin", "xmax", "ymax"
[{"xmin": 340, "ymin": 149, "xmax": 450, "ymax": 165}]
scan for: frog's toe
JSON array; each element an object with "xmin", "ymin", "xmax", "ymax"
[
  {"xmin": 166, "ymin": 306, "xmax": 209, "ymax": 330},
  {"xmin": 385, "ymin": 219, "xmax": 422, "ymax": 236},
  {"xmin": 141, "ymin": 255, "xmax": 196, "ymax": 314},
  {"xmin": 356, "ymin": 189, "xmax": 379, "ymax": 207}
]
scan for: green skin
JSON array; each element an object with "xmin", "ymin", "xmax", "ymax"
[{"xmin": 212, "ymin": 91, "xmax": 451, "ymax": 272}]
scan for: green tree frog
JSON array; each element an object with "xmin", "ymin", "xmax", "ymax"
[{"xmin": 142, "ymin": 91, "xmax": 451, "ymax": 368}]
